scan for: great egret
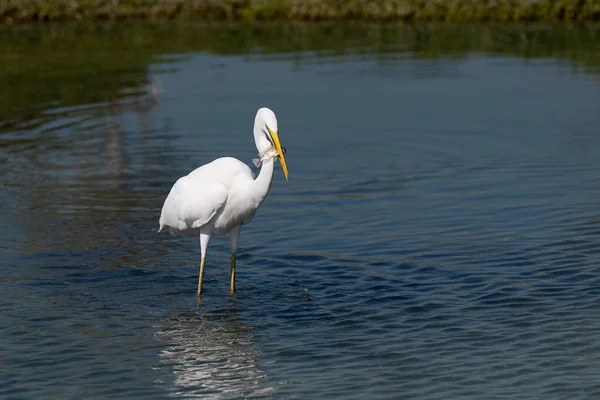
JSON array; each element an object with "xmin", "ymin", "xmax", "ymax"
[{"xmin": 158, "ymin": 107, "xmax": 288, "ymax": 295}]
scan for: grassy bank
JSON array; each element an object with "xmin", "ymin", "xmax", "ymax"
[{"xmin": 1, "ymin": 0, "xmax": 600, "ymax": 23}]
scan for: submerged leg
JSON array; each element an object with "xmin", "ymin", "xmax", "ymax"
[
  {"xmin": 229, "ymin": 225, "xmax": 241, "ymax": 294},
  {"xmin": 198, "ymin": 233, "xmax": 211, "ymax": 296}
]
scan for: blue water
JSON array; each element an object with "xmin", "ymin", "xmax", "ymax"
[{"xmin": 2, "ymin": 22, "xmax": 600, "ymax": 399}]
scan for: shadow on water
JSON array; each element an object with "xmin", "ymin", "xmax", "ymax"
[
  {"xmin": 1, "ymin": 100, "xmax": 167, "ymax": 269},
  {"xmin": 1, "ymin": 21, "xmax": 600, "ymax": 132},
  {"xmin": 156, "ymin": 299, "xmax": 275, "ymax": 398}
]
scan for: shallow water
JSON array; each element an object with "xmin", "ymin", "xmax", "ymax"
[{"xmin": 2, "ymin": 22, "xmax": 600, "ymax": 399}]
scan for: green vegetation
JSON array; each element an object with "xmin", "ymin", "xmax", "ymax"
[{"xmin": 1, "ymin": 0, "xmax": 600, "ymax": 23}]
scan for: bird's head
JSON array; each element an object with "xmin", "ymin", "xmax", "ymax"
[{"xmin": 254, "ymin": 107, "xmax": 289, "ymax": 180}]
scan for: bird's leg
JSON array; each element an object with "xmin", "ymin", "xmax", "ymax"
[
  {"xmin": 230, "ymin": 253, "xmax": 236, "ymax": 294},
  {"xmin": 198, "ymin": 257, "xmax": 206, "ymax": 296},
  {"xmin": 229, "ymin": 225, "xmax": 241, "ymax": 294},
  {"xmin": 198, "ymin": 233, "xmax": 211, "ymax": 296}
]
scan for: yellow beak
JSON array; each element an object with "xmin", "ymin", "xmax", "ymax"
[{"xmin": 268, "ymin": 128, "xmax": 289, "ymax": 180}]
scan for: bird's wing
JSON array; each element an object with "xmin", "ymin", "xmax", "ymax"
[{"xmin": 159, "ymin": 176, "xmax": 228, "ymax": 232}]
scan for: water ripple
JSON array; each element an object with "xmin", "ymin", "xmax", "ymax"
[{"xmin": 3, "ymin": 23, "xmax": 600, "ymax": 399}]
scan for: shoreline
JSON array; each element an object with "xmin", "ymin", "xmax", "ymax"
[{"xmin": 1, "ymin": 0, "xmax": 600, "ymax": 24}]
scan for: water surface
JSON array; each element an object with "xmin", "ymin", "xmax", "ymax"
[{"xmin": 2, "ymin": 22, "xmax": 600, "ymax": 399}]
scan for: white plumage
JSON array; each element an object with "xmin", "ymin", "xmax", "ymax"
[{"xmin": 158, "ymin": 107, "xmax": 289, "ymax": 295}]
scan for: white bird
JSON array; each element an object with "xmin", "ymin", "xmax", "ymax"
[{"xmin": 158, "ymin": 107, "xmax": 288, "ymax": 296}]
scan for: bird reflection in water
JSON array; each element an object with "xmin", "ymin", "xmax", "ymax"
[{"xmin": 156, "ymin": 300, "xmax": 275, "ymax": 398}]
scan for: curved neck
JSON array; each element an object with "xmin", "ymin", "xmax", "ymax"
[{"xmin": 250, "ymin": 158, "xmax": 275, "ymax": 205}]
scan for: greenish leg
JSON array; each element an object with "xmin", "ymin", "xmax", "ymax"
[
  {"xmin": 198, "ymin": 256, "xmax": 206, "ymax": 296},
  {"xmin": 230, "ymin": 253, "xmax": 236, "ymax": 294}
]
